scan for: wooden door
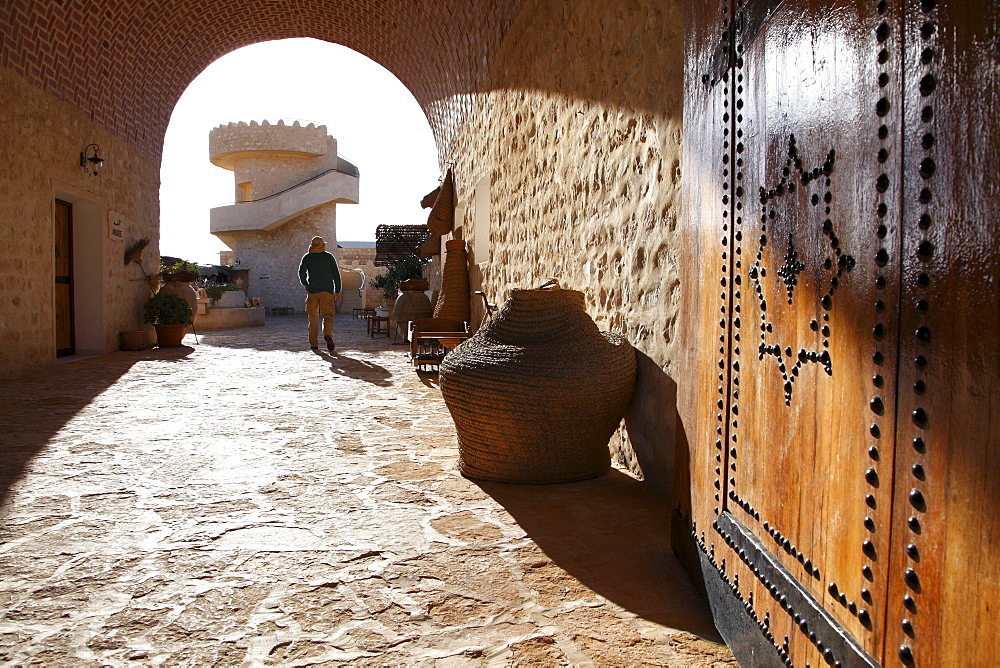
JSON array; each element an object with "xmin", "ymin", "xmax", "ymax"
[
  {"xmin": 54, "ymin": 199, "xmax": 74, "ymax": 357},
  {"xmin": 676, "ymin": 1, "xmax": 999, "ymax": 666},
  {"xmin": 883, "ymin": 2, "xmax": 1000, "ymax": 665}
]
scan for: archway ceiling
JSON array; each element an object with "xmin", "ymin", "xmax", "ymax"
[{"xmin": 1, "ymin": 0, "xmax": 526, "ymax": 160}]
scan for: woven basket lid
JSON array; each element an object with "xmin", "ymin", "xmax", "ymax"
[
  {"xmin": 417, "ymin": 233, "xmax": 441, "ymax": 258},
  {"xmin": 426, "ymin": 170, "xmax": 455, "ymax": 235},
  {"xmin": 486, "ymin": 280, "xmax": 594, "ymax": 344}
]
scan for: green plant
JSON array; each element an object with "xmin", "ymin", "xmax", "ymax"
[
  {"xmin": 160, "ymin": 258, "xmax": 200, "ymax": 276},
  {"xmin": 143, "ymin": 292, "xmax": 193, "ymax": 325},
  {"xmin": 371, "ymin": 254, "xmax": 425, "ymax": 299},
  {"xmin": 204, "ymin": 284, "xmax": 239, "ymax": 304}
]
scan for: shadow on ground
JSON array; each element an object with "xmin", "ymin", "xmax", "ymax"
[
  {"xmin": 0, "ymin": 347, "xmax": 192, "ymax": 510},
  {"xmin": 476, "ymin": 468, "xmax": 724, "ymax": 643},
  {"xmin": 416, "ymin": 369, "xmax": 441, "ymax": 388},
  {"xmin": 318, "ymin": 351, "xmax": 392, "ymax": 386}
]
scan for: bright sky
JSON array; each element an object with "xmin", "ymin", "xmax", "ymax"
[{"xmin": 159, "ymin": 38, "xmax": 440, "ymax": 266}]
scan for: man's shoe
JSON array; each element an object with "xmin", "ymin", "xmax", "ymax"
[
  {"xmin": 324, "ymin": 335, "xmax": 335, "ymax": 352},
  {"xmin": 310, "ymin": 346, "xmax": 319, "ymax": 350}
]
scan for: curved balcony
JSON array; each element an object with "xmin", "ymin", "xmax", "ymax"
[{"xmin": 210, "ymin": 167, "xmax": 360, "ymax": 239}]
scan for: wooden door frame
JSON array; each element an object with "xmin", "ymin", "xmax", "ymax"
[{"xmin": 51, "ymin": 181, "xmax": 108, "ymax": 357}]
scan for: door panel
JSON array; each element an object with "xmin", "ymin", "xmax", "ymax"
[
  {"xmin": 54, "ymin": 199, "xmax": 74, "ymax": 357},
  {"xmin": 677, "ymin": 0, "xmax": 1000, "ymax": 665},
  {"xmin": 674, "ymin": 0, "xmax": 733, "ymax": 548},
  {"xmin": 728, "ymin": 0, "xmax": 901, "ymax": 660},
  {"xmin": 884, "ymin": 2, "xmax": 1000, "ymax": 665}
]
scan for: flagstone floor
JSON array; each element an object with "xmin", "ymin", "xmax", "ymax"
[{"xmin": 0, "ymin": 315, "xmax": 735, "ymax": 667}]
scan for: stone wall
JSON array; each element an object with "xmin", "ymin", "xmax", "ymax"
[
  {"xmin": 338, "ymin": 247, "xmax": 387, "ymax": 308},
  {"xmin": 231, "ymin": 204, "xmax": 337, "ymax": 312},
  {"xmin": 442, "ymin": 0, "xmax": 684, "ymax": 495},
  {"xmin": 0, "ymin": 67, "xmax": 160, "ymax": 378}
]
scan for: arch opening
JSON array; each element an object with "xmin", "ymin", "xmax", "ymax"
[{"xmin": 160, "ymin": 38, "xmax": 438, "ymax": 266}]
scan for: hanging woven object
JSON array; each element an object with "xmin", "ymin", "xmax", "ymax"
[
  {"xmin": 433, "ymin": 239, "xmax": 470, "ymax": 322},
  {"xmin": 440, "ymin": 281, "xmax": 636, "ymax": 484},
  {"xmin": 420, "ymin": 186, "xmax": 440, "ymax": 209},
  {"xmin": 417, "ymin": 233, "xmax": 441, "ymax": 259},
  {"xmin": 426, "ymin": 169, "xmax": 454, "ymax": 235}
]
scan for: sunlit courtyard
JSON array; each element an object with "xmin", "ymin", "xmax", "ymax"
[{"xmin": 0, "ymin": 316, "xmax": 734, "ymax": 666}]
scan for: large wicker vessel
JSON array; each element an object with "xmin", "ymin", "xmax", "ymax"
[{"xmin": 440, "ymin": 282, "xmax": 636, "ymax": 484}]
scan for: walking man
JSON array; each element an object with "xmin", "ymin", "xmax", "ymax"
[{"xmin": 298, "ymin": 236, "xmax": 341, "ymax": 351}]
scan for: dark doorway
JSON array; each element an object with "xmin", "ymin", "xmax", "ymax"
[{"xmin": 54, "ymin": 199, "xmax": 74, "ymax": 357}]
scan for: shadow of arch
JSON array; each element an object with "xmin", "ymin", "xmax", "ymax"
[{"xmin": 0, "ymin": 348, "xmax": 197, "ymax": 510}]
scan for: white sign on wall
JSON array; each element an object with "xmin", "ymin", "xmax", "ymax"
[{"xmin": 108, "ymin": 210, "xmax": 125, "ymax": 241}]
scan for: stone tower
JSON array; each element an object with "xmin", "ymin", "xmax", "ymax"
[{"xmin": 209, "ymin": 120, "xmax": 360, "ymax": 311}]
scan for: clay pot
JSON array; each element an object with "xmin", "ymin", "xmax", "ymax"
[
  {"xmin": 399, "ymin": 279, "xmax": 429, "ymax": 292},
  {"xmin": 393, "ymin": 289, "xmax": 433, "ymax": 328},
  {"xmin": 154, "ymin": 324, "xmax": 187, "ymax": 348},
  {"xmin": 119, "ymin": 330, "xmax": 144, "ymax": 351},
  {"xmin": 159, "ymin": 280, "xmax": 199, "ymax": 315}
]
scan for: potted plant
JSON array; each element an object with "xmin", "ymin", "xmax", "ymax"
[
  {"xmin": 371, "ymin": 254, "xmax": 426, "ymax": 302},
  {"xmin": 204, "ymin": 284, "xmax": 239, "ymax": 304},
  {"xmin": 159, "ymin": 258, "xmax": 200, "ymax": 283},
  {"xmin": 143, "ymin": 292, "xmax": 193, "ymax": 347}
]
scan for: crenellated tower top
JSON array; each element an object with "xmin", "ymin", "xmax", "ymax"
[{"xmin": 209, "ymin": 119, "xmax": 332, "ymax": 170}]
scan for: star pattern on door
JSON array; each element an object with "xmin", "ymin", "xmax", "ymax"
[{"xmin": 749, "ymin": 135, "xmax": 856, "ymax": 405}]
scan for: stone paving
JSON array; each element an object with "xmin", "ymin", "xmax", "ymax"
[{"xmin": 0, "ymin": 315, "xmax": 735, "ymax": 667}]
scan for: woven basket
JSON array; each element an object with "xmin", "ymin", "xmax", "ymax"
[
  {"xmin": 434, "ymin": 239, "xmax": 470, "ymax": 322},
  {"xmin": 426, "ymin": 170, "xmax": 454, "ymax": 235},
  {"xmin": 440, "ymin": 281, "xmax": 636, "ymax": 484}
]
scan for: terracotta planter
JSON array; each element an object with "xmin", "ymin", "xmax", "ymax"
[
  {"xmin": 154, "ymin": 323, "xmax": 188, "ymax": 347},
  {"xmin": 399, "ymin": 279, "xmax": 429, "ymax": 292},
  {"xmin": 392, "ymin": 290, "xmax": 433, "ymax": 332},
  {"xmin": 119, "ymin": 330, "xmax": 144, "ymax": 351}
]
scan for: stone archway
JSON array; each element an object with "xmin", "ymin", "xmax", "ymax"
[
  {"xmin": 0, "ymin": 0, "xmax": 526, "ymax": 161},
  {"xmin": 0, "ymin": 0, "xmax": 526, "ymax": 375}
]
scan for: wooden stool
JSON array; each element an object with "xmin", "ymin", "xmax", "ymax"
[{"xmin": 370, "ymin": 315, "xmax": 390, "ymax": 338}]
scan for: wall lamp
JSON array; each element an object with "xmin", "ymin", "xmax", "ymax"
[{"xmin": 80, "ymin": 144, "xmax": 104, "ymax": 176}]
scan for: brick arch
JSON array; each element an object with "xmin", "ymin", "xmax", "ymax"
[{"xmin": 0, "ymin": 0, "xmax": 525, "ymax": 160}]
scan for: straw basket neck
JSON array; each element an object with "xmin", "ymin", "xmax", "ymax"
[{"xmin": 485, "ymin": 288, "xmax": 597, "ymax": 344}]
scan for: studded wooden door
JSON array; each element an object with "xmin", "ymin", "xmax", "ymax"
[{"xmin": 675, "ymin": 1, "xmax": 1000, "ymax": 666}]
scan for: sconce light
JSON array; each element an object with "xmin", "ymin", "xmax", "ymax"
[{"xmin": 80, "ymin": 144, "xmax": 104, "ymax": 176}]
